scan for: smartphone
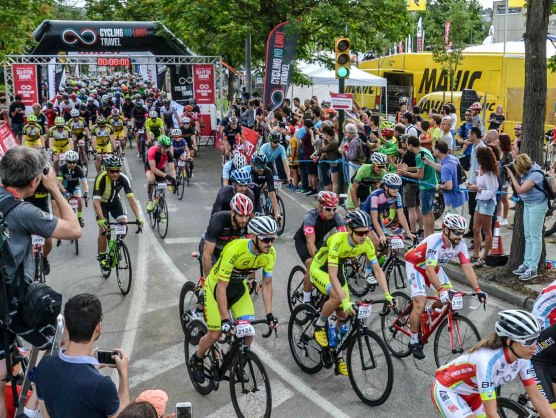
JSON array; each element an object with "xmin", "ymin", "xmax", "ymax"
[
  {"xmin": 97, "ymin": 350, "xmax": 117, "ymax": 365},
  {"xmin": 176, "ymin": 402, "xmax": 192, "ymax": 418}
]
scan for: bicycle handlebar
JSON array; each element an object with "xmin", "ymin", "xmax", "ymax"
[
  {"xmin": 241, "ymin": 319, "xmax": 277, "ymax": 339},
  {"xmin": 105, "ymin": 221, "xmax": 143, "ymax": 234}
]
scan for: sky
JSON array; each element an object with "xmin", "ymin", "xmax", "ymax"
[{"xmin": 478, "ymin": 0, "xmax": 494, "ymax": 9}]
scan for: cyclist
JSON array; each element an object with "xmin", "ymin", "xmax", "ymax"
[
  {"xmin": 90, "ymin": 116, "xmax": 115, "ymax": 173},
  {"xmin": 532, "ymin": 279, "xmax": 556, "ymax": 328},
  {"xmin": 179, "ymin": 117, "xmax": 198, "ymax": 158},
  {"xmin": 22, "ymin": 114, "xmax": 44, "ymax": 149},
  {"xmin": 201, "ymin": 193, "xmax": 253, "ymax": 277},
  {"xmin": 294, "ymin": 191, "xmax": 346, "ymax": 303},
  {"xmin": 222, "ymin": 152, "xmax": 248, "ymax": 186},
  {"xmin": 346, "ymin": 152, "xmax": 388, "ymax": 210},
  {"xmin": 145, "ymin": 110, "xmax": 165, "ymax": 147},
  {"xmin": 145, "ymin": 135, "xmax": 176, "ymax": 214},
  {"xmin": 160, "ymin": 98, "xmax": 179, "ymax": 132},
  {"xmin": 211, "ymin": 167, "xmax": 256, "ymax": 216},
  {"xmin": 432, "ymin": 310, "xmax": 555, "ymax": 418},
  {"xmin": 93, "ymin": 155, "xmax": 144, "ymax": 271},
  {"xmin": 246, "ymin": 152, "xmax": 282, "ymax": 223},
  {"xmin": 221, "ymin": 116, "xmax": 246, "ymax": 158},
  {"xmin": 48, "ymin": 116, "xmax": 73, "ymax": 173},
  {"xmin": 68, "ymin": 108, "xmax": 89, "ymax": 149},
  {"xmin": 108, "ymin": 108, "xmax": 126, "ymax": 155},
  {"xmin": 404, "ymin": 213, "xmax": 487, "ymax": 360},
  {"xmin": 182, "ymin": 104, "xmax": 202, "ymax": 137},
  {"xmin": 57, "ymin": 150, "xmax": 88, "ymax": 227},
  {"xmin": 189, "ymin": 216, "xmax": 279, "ymax": 384},
  {"xmin": 169, "ymin": 128, "xmax": 194, "ymax": 175},
  {"xmin": 121, "ymin": 96, "xmax": 133, "ymax": 121},
  {"xmin": 310, "ymin": 210, "xmax": 392, "ymax": 376},
  {"xmin": 131, "ymin": 94, "xmax": 147, "ymax": 129}
]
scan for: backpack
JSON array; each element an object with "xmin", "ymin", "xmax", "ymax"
[
  {"xmin": 356, "ymin": 137, "xmax": 367, "ymax": 164},
  {"xmin": 531, "ymin": 169, "xmax": 556, "ymax": 201}
]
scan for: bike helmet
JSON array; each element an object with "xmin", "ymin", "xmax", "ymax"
[
  {"xmin": 495, "ymin": 310, "xmax": 543, "ymax": 341},
  {"xmin": 318, "ymin": 191, "xmax": 339, "ymax": 207},
  {"xmin": 158, "ymin": 135, "xmax": 171, "ymax": 147},
  {"xmin": 181, "ymin": 117, "xmax": 191, "ymax": 125},
  {"xmin": 268, "ymin": 131, "xmax": 281, "ymax": 143},
  {"xmin": 149, "ymin": 110, "xmax": 158, "ymax": 118},
  {"xmin": 230, "ymin": 193, "xmax": 254, "ymax": 216},
  {"xmin": 97, "ymin": 116, "xmax": 106, "ymax": 125},
  {"xmin": 102, "ymin": 95, "xmax": 108, "ymax": 101},
  {"xmin": 229, "ymin": 116, "xmax": 238, "ymax": 124},
  {"xmin": 248, "ymin": 216, "xmax": 277, "ymax": 236},
  {"xmin": 32, "ymin": 103, "xmax": 41, "ymax": 110},
  {"xmin": 70, "ymin": 93, "xmax": 77, "ymax": 99},
  {"xmin": 345, "ymin": 210, "xmax": 371, "ymax": 230},
  {"xmin": 232, "ymin": 153, "xmax": 247, "ymax": 170},
  {"xmin": 104, "ymin": 155, "xmax": 122, "ymax": 169},
  {"xmin": 134, "ymin": 93, "xmax": 142, "ymax": 100},
  {"xmin": 231, "ymin": 167, "xmax": 252, "ymax": 185},
  {"xmin": 370, "ymin": 152, "xmax": 388, "ymax": 166},
  {"xmin": 111, "ymin": 108, "xmax": 119, "ymax": 115},
  {"xmin": 442, "ymin": 213, "xmax": 468, "ymax": 231},
  {"xmin": 170, "ymin": 128, "xmax": 182, "ymax": 137},
  {"xmin": 64, "ymin": 150, "xmax": 79, "ymax": 162},
  {"xmin": 55, "ymin": 117, "xmax": 65, "ymax": 127},
  {"xmin": 251, "ymin": 151, "xmax": 268, "ymax": 168},
  {"xmin": 185, "ymin": 105, "xmax": 194, "ymax": 112},
  {"xmin": 70, "ymin": 109, "xmax": 79, "ymax": 117},
  {"xmin": 381, "ymin": 173, "xmax": 403, "ymax": 188},
  {"xmin": 27, "ymin": 114, "xmax": 37, "ymax": 123},
  {"xmin": 470, "ymin": 102, "xmax": 482, "ymax": 111},
  {"xmin": 380, "ymin": 127, "xmax": 394, "ymax": 138}
]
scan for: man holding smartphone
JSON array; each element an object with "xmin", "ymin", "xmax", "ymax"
[{"xmin": 34, "ymin": 294, "xmax": 131, "ymax": 418}]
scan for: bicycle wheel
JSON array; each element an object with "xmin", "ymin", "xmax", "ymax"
[
  {"xmin": 157, "ymin": 198, "xmax": 169, "ymax": 239},
  {"xmin": 288, "ymin": 303, "xmax": 323, "ymax": 374},
  {"xmin": 380, "ymin": 291, "xmax": 412, "ymax": 358},
  {"xmin": 115, "ymin": 243, "xmax": 133, "ymax": 295},
  {"xmin": 275, "ymin": 195, "xmax": 286, "ymax": 236},
  {"xmin": 345, "ymin": 255, "xmax": 369, "ymax": 297},
  {"xmin": 148, "ymin": 201, "xmax": 157, "ymax": 228},
  {"xmin": 497, "ymin": 397, "xmax": 531, "ymax": 418},
  {"xmin": 433, "ymin": 314, "xmax": 481, "ymax": 367},
  {"xmin": 230, "ymin": 350, "xmax": 272, "ymax": 418},
  {"xmin": 179, "ymin": 281, "xmax": 199, "ymax": 335},
  {"xmin": 433, "ymin": 193, "xmax": 445, "ymax": 221},
  {"xmin": 347, "ymin": 329, "xmax": 394, "ymax": 406},
  {"xmin": 385, "ymin": 259, "xmax": 408, "ymax": 291},
  {"xmin": 177, "ymin": 168, "xmax": 185, "ymax": 200},
  {"xmin": 34, "ymin": 252, "xmax": 45, "ymax": 283},
  {"xmin": 184, "ymin": 319, "xmax": 213, "ymax": 395},
  {"xmin": 287, "ymin": 265, "xmax": 306, "ymax": 314},
  {"xmin": 544, "ymin": 203, "xmax": 556, "ymax": 237},
  {"xmin": 186, "ymin": 165, "xmax": 192, "ymax": 186}
]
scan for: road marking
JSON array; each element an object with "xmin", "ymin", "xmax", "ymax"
[
  {"xmin": 163, "ymin": 237, "xmax": 201, "ymax": 245},
  {"xmin": 123, "ymin": 157, "xmax": 133, "ymax": 181},
  {"xmin": 205, "ymin": 379, "xmax": 294, "ymax": 418},
  {"xmin": 280, "ymin": 190, "xmax": 313, "ymax": 211},
  {"xmin": 167, "ymin": 202, "xmax": 179, "ymax": 213},
  {"xmin": 129, "ymin": 342, "xmax": 184, "ymax": 389},
  {"xmin": 251, "ymin": 344, "xmax": 351, "ymax": 418}
]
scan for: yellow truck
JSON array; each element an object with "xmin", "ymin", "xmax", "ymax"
[{"xmin": 354, "ymin": 42, "xmax": 556, "ymax": 133}]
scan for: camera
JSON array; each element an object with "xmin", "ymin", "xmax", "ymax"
[
  {"xmin": 43, "ymin": 164, "xmax": 51, "ymax": 176},
  {"xmin": 176, "ymin": 402, "xmax": 192, "ymax": 418},
  {"xmin": 97, "ymin": 350, "xmax": 118, "ymax": 365},
  {"xmin": 503, "ymin": 163, "xmax": 515, "ymax": 172}
]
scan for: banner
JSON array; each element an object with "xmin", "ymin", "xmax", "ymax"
[
  {"xmin": 445, "ymin": 21, "xmax": 452, "ymax": 48},
  {"xmin": 193, "ymin": 64, "xmax": 216, "ymax": 105},
  {"xmin": 416, "ymin": 17, "xmax": 423, "ymax": 52},
  {"xmin": 215, "ymin": 127, "xmax": 258, "ymax": 161},
  {"xmin": 407, "ymin": 0, "xmax": 426, "ymax": 11},
  {"xmin": 156, "ymin": 63, "xmax": 167, "ymax": 90},
  {"xmin": 263, "ymin": 21, "xmax": 299, "ymax": 112},
  {"xmin": 0, "ymin": 124, "xmax": 18, "ymax": 159},
  {"xmin": 12, "ymin": 64, "xmax": 39, "ymax": 111},
  {"xmin": 169, "ymin": 65, "xmax": 194, "ymax": 105}
]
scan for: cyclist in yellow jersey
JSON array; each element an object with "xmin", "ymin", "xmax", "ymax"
[
  {"xmin": 90, "ymin": 116, "xmax": 115, "ymax": 174},
  {"xmin": 145, "ymin": 110, "xmax": 164, "ymax": 146},
  {"xmin": 310, "ymin": 210, "xmax": 392, "ymax": 376},
  {"xmin": 189, "ymin": 216, "xmax": 279, "ymax": 384},
  {"xmin": 48, "ymin": 116, "xmax": 74, "ymax": 173},
  {"xmin": 22, "ymin": 114, "xmax": 44, "ymax": 149},
  {"xmin": 108, "ymin": 108, "xmax": 127, "ymax": 155},
  {"xmin": 68, "ymin": 108, "xmax": 89, "ymax": 142}
]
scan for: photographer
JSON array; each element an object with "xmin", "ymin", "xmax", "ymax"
[{"xmin": 0, "ymin": 147, "xmax": 81, "ymax": 418}]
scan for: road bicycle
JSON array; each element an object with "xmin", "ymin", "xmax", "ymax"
[
  {"xmin": 179, "ymin": 252, "xmax": 205, "ymax": 336},
  {"xmin": 259, "ymin": 180, "xmax": 286, "ymax": 236},
  {"xmin": 381, "ymin": 290, "xmax": 483, "ymax": 367},
  {"xmin": 113, "ymin": 138, "xmax": 123, "ymax": 159},
  {"xmin": 32, "ymin": 235, "xmax": 46, "ymax": 283},
  {"xmin": 288, "ymin": 298, "xmax": 393, "ymax": 406},
  {"xmin": 185, "ymin": 317, "xmax": 274, "ymax": 418},
  {"xmin": 544, "ymin": 199, "xmax": 556, "ymax": 237},
  {"xmin": 496, "ymin": 392, "xmax": 539, "ymax": 417},
  {"xmin": 148, "ymin": 182, "xmax": 170, "ymax": 239},
  {"xmin": 175, "ymin": 158, "xmax": 193, "ymax": 200},
  {"xmin": 56, "ymin": 197, "xmax": 80, "ymax": 256},
  {"xmin": 99, "ymin": 221, "xmax": 142, "ymax": 295}
]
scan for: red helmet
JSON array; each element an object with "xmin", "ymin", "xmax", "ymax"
[
  {"xmin": 318, "ymin": 191, "xmax": 339, "ymax": 207},
  {"xmin": 230, "ymin": 193, "xmax": 254, "ymax": 215},
  {"xmin": 470, "ymin": 102, "xmax": 482, "ymax": 111},
  {"xmin": 70, "ymin": 93, "xmax": 77, "ymax": 99},
  {"xmin": 381, "ymin": 127, "xmax": 394, "ymax": 138},
  {"xmin": 185, "ymin": 105, "xmax": 194, "ymax": 112}
]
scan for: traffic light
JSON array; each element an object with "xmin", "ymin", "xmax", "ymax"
[{"xmin": 335, "ymin": 37, "xmax": 351, "ymax": 80}]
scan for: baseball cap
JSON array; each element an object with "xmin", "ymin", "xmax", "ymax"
[{"xmin": 135, "ymin": 389, "xmax": 168, "ymax": 418}]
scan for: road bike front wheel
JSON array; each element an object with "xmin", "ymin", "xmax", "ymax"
[
  {"xmin": 380, "ymin": 291, "xmax": 412, "ymax": 358},
  {"xmin": 184, "ymin": 319, "xmax": 213, "ymax": 396},
  {"xmin": 230, "ymin": 350, "xmax": 272, "ymax": 418},
  {"xmin": 287, "ymin": 265, "xmax": 306, "ymax": 314},
  {"xmin": 288, "ymin": 303, "xmax": 323, "ymax": 374},
  {"xmin": 115, "ymin": 243, "xmax": 133, "ymax": 295},
  {"xmin": 177, "ymin": 168, "xmax": 185, "ymax": 200},
  {"xmin": 345, "ymin": 255, "xmax": 369, "ymax": 297},
  {"xmin": 74, "ymin": 237, "xmax": 79, "ymax": 256},
  {"xmin": 347, "ymin": 329, "xmax": 394, "ymax": 406},
  {"xmin": 497, "ymin": 397, "xmax": 532, "ymax": 418},
  {"xmin": 148, "ymin": 200, "xmax": 157, "ymax": 228},
  {"xmin": 179, "ymin": 281, "xmax": 199, "ymax": 335},
  {"xmin": 275, "ymin": 195, "xmax": 286, "ymax": 236},
  {"xmin": 433, "ymin": 314, "xmax": 480, "ymax": 368},
  {"xmin": 157, "ymin": 198, "xmax": 169, "ymax": 239}
]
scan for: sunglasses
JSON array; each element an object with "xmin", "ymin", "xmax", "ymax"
[
  {"xmin": 450, "ymin": 230, "xmax": 465, "ymax": 237},
  {"xmin": 465, "ymin": 114, "xmax": 471, "ymax": 116},
  {"xmin": 323, "ymin": 206, "xmax": 337, "ymax": 212},
  {"xmin": 108, "ymin": 169, "xmax": 121, "ymax": 174},
  {"xmin": 258, "ymin": 236, "xmax": 276, "ymax": 243},
  {"xmin": 67, "ymin": 161, "xmax": 77, "ymax": 165},
  {"xmin": 375, "ymin": 165, "xmax": 386, "ymax": 170},
  {"xmin": 352, "ymin": 229, "xmax": 368, "ymax": 237},
  {"xmin": 515, "ymin": 337, "xmax": 538, "ymax": 347}
]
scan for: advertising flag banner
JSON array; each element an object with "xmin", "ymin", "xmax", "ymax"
[
  {"xmin": 12, "ymin": 64, "xmax": 39, "ymax": 112},
  {"xmin": 263, "ymin": 22, "xmax": 299, "ymax": 112},
  {"xmin": 417, "ymin": 17, "xmax": 423, "ymax": 52},
  {"xmin": 193, "ymin": 64, "xmax": 216, "ymax": 105},
  {"xmin": 0, "ymin": 124, "xmax": 18, "ymax": 158}
]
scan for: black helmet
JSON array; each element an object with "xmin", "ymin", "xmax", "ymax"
[{"xmin": 345, "ymin": 210, "xmax": 371, "ymax": 230}]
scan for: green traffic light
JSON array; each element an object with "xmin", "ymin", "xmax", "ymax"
[{"xmin": 337, "ymin": 67, "xmax": 349, "ymax": 78}]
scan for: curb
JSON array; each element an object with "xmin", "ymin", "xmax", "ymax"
[{"xmin": 442, "ymin": 263, "xmax": 535, "ymax": 311}]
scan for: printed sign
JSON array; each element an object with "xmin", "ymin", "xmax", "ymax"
[
  {"xmin": 330, "ymin": 92, "xmax": 353, "ymax": 110},
  {"xmin": 0, "ymin": 124, "xmax": 17, "ymax": 158},
  {"xmin": 193, "ymin": 64, "xmax": 216, "ymax": 105},
  {"xmin": 12, "ymin": 64, "xmax": 39, "ymax": 109}
]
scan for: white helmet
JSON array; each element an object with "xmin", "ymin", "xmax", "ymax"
[
  {"xmin": 170, "ymin": 128, "xmax": 182, "ymax": 137},
  {"xmin": 248, "ymin": 216, "xmax": 277, "ymax": 236},
  {"xmin": 149, "ymin": 110, "xmax": 158, "ymax": 118},
  {"xmin": 64, "ymin": 150, "xmax": 79, "ymax": 162},
  {"xmin": 381, "ymin": 173, "xmax": 402, "ymax": 188},
  {"xmin": 495, "ymin": 310, "xmax": 543, "ymax": 341},
  {"xmin": 70, "ymin": 109, "xmax": 79, "ymax": 117},
  {"xmin": 370, "ymin": 152, "xmax": 388, "ymax": 166},
  {"xmin": 442, "ymin": 213, "xmax": 468, "ymax": 231},
  {"xmin": 232, "ymin": 153, "xmax": 247, "ymax": 169},
  {"xmin": 181, "ymin": 117, "xmax": 191, "ymax": 124}
]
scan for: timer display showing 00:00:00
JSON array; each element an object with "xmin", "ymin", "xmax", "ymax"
[{"xmin": 97, "ymin": 58, "xmax": 131, "ymax": 67}]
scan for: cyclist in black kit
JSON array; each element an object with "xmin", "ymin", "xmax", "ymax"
[
  {"xmin": 246, "ymin": 152, "xmax": 282, "ymax": 223},
  {"xmin": 211, "ymin": 168, "xmax": 255, "ymax": 216},
  {"xmin": 221, "ymin": 116, "xmax": 246, "ymax": 157}
]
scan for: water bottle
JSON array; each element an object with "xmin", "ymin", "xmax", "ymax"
[
  {"xmin": 327, "ymin": 324, "xmax": 338, "ymax": 348},
  {"xmin": 338, "ymin": 324, "xmax": 349, "ymax": 344},
  {"xmin": 108, "ymin": 239, "xmax": 115, "ymax": 254}
]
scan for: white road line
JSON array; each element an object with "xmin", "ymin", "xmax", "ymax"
[
  {"xmin": 205, "ymin": 379, "xmax": 294, "ymax": 418},
  {"xmin": 123, "ymin": 157, "xmax": 133, "ymax": 181},
  {"xmin": 163, "ymin": 237, "xmax": 202, "ymax": 245},
  {"xmin": 251, "ymin": 344, "xmax": 351, "ymax": 418},
  {"xmin": 129, "ymin": 342, "xmax": 184, "ymax": 389},
  {"xmin": 280, "ymin": 191, "xmax": 313, "ymax": 211}
]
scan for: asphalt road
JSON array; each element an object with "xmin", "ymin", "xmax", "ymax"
[{"xmin": 44, "ymin": 144, "xmax": 520, "ymax": 418}]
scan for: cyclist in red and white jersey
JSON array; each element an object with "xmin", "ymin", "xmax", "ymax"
[
  {"xmin": 532, "ymin": 279, "xmax": 556, "ymax": 328},
  {"xmin": 432, "ymin": 310, "xmax": 556, "ymax": 418},
  {"xmin": 404, "ymin": 213, "xmax": 487, "ymax": 360}
]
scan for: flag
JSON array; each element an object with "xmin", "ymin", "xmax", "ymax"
[
  {"xmin": 407, "ymin": 0, "xmax": 426, "ymax": 11},
  {"xmin": 445, "ymin": 21, "xmax": 452, "ymax": 48},
  {"xmin": 263, "ymin": 22, "xmax": 299, "ymax": 112},
  {"xmin": 417, "ymin": 17, "xmax": 423, "ymax": 52}
]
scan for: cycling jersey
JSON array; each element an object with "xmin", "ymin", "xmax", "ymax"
[
  {"xmin": 171, "ymin": 138, "xmax": 188, "ymax": 158},
  {"xmin": 180, "ymin": 125, "xmax": 196, "ymax": 148},
  {"xmin": 146, "ymin": 146, "xmax": 174, "ymax": 172},
  {"xmin": 121, "ymin": 102, "xmax": 133, "ymax": 119},
  {"xmin": 223, "ymin": 125, "xmax": 243, "ymax": 146},
  {"xmin": 294, "ymin": 208, "xmax": 346, "ymax": 244},
  {"xmin": 108, "ymin": 115, "xmax": 125, "ymax": 133},
  {"xmin": 58, "ymin": 164, "xmax": 86, "ymax": 192},
  {"xmin": 531, "ymin": 324, "xmax": 556, "ymax": 405},
  {"xmin": 346, "ymin": 164, "xmax": 385, "ymax": 209},
  {"xmin": 90, "ymin": 124, "xmax": 114, "ymax": 151},
  {"xmin": 145, "ymin": 118, "xmax": 164, "ymax": 137},
  {"xmin": 405, "ymin": 232, "xmax": 470, "ymax": 272},
  {"xmin": 532, "ymin": 280, "xmax": 556, "ymax": 328},
  {"xmin": 244, "ymin": 165, "xmax": 274, "ymax": 204},
  {"xmin": 222, "ymin": 160, "xmax": 239, "ymax": 181},
  {"xmin": 211, "ymin": 186, "xmax": 256, "ymax": 217},
  {"xmin": 131, "ymin": 106, "xmax": 147, "ymax": 122},
  {"xmin": 93, "ymin": 171, "xmax": 134, "ymax": 204},
  {"xmin": 204, "ymin": 211, "xmax": 248, "ymax": 253},
  {"xmin": 22, "ymin": 124, "xmax": 42, "ymax": 147},
  {"xmin": 312, "ymin": 232, "xmax": 378, "ymax": 272},
  {"xmin": 360, "ymin": 188, "xmax": 403, "ymax": 213},
  {"xmin": 48, "ymin": 126, "xmax": 72, "ymax": 152},
  {"xmin": 68, "ymin": 117, "xmax": 87, "ymax": 135},
  {"xmin": 98, "ymin": 105, "xmax": 111, "ymax": 118}
]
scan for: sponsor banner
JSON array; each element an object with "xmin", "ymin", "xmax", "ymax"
[
  {"xmin": 215, "ymin": 127, "xmax": 258, "ymax": 161},
  {"xmin": 0, "ymin": 124, "xmax": 18, "ymax": 158},
  {"xmin": 330, "ymin": 93, "xmax": 353, "ymax": 110},
  {"xmin": 263, "ymin": 22, "xmax": 299, "ymax": 112},
  {"xmin": 12, "ymin": 65, "xmax": 39, "ymax": 111},
  {"xmin": 193, "ymin": 64, "xmax": 216, "ymax": 105},
  {"xmin": 170, "ymin": 65, "xmax": 194, "ymax": 105}
]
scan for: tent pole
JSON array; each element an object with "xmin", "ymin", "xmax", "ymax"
[{"xmin": 385, "ymin": 86, "xmax": 388, "ymax": 120}]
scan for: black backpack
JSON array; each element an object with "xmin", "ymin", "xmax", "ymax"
[{"xmin": 531, "ymin": 169, "xmax": 556, "ymax": 201}]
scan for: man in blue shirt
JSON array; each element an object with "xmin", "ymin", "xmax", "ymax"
[
  {"xmin": 456, "ymin": 109, "xmax": 473, "ymax": 171},
  {"xmin": 35, "ymin": 294, "xmax": 130, "ymax": 418},
  {"xmin": 259, "ymin": 132, "xmax": 292, "ymax": 184}
]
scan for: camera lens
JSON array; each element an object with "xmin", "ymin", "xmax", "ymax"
[{"xmin": 43, "ymin": 164, "xmax": 51, "ymax": 175}]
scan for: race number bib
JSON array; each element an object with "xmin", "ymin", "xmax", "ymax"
[
  {"xmin": 451, "ymin": 294, "xmax": 463, "ymax": 311},
  {"xmin": 178, "ymin": 160, "xmax": 186, "ymax": 167},
  {"xmin": 391, "ymin": 237, "xmax": 404, "ymax": 249},
  {"xmin": 114, "ymin": 224, "xmax": 127, "ymax": 235},
  {"xmin": 69, "ymin": 199, "xmax": 78, "ymax": 210},
  {"xmin": 157, "ymin": 183, "xmax": 167, "ymax": 190},
  {"xmin": 235, "ymin": 321, "xmax": 256, "ymax": 338},
  {"xmin": 358, "ymin": 304, "xmax": 372, "ymax": 319},
  {"xmin": 32, "ymin": 235, "xmax": 46, "ymax": 246}
]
